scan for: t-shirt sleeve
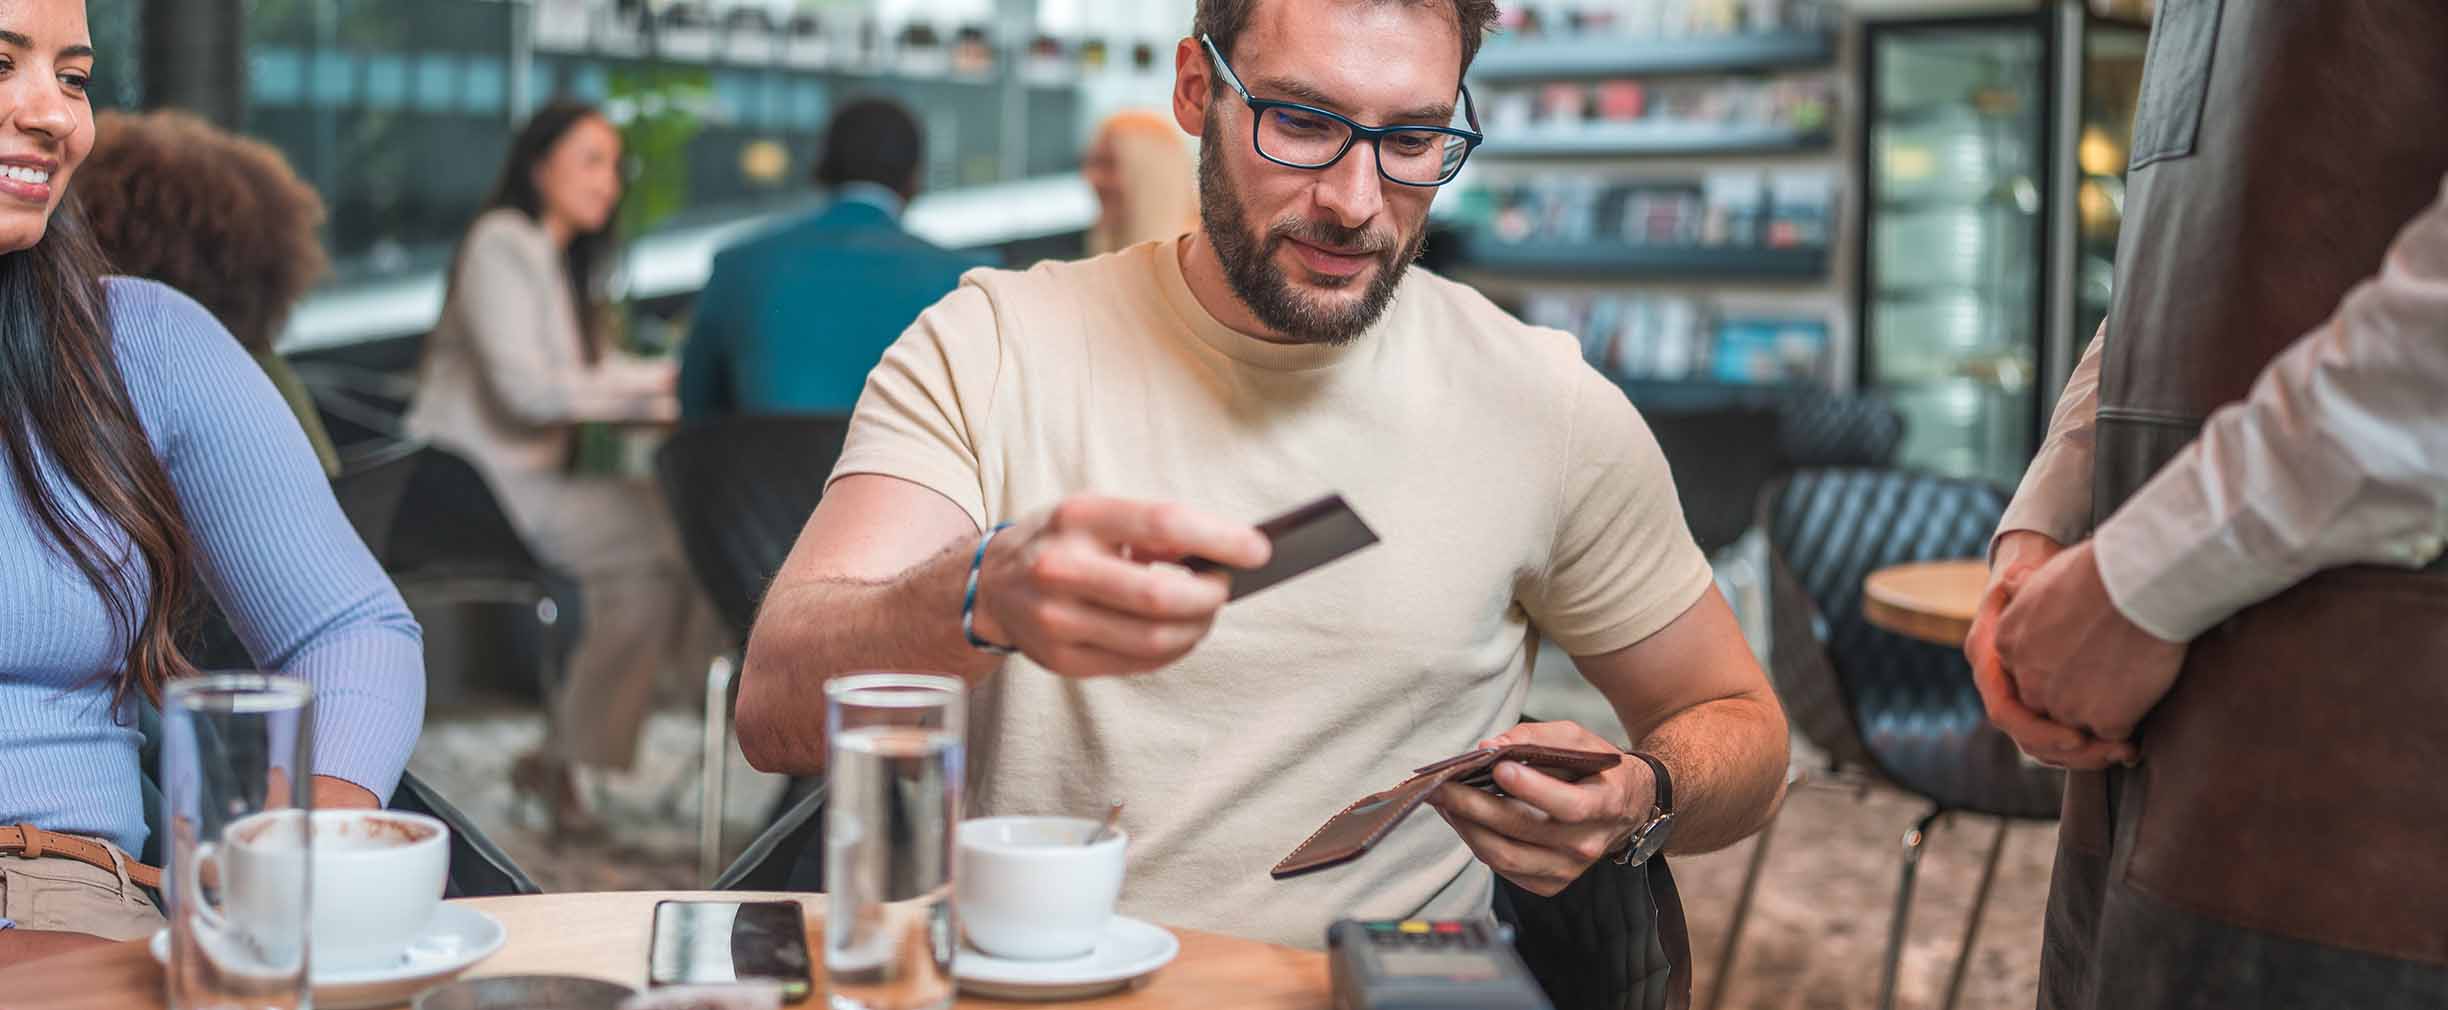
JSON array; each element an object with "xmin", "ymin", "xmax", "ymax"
[
  {"xmin": 1520, "ymin": 364, "xmax": 1715, "ymax": 656},
  {"xmin": 827, "ymin": 280, "xmax": 1004, "ymax": 530}
]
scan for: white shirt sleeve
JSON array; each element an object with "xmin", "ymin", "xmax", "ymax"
[
  {"xmin": 1994, "ymin": 324, "xmax": 2106, "ymax": 555},
  {"xmin": 2092, "ymin": 175, "xmax": 2448, "ymax": 641}
]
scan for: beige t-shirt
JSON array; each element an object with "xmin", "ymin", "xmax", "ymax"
[{"xmin": 832, "ymin": 238, "xmax": 1712, "ymax": 948}]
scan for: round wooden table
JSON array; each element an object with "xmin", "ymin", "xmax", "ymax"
[
  {"xmin": 0, "ymin": 891, "xmax": 1328, "ymax": 1010},
  {"xmin": 1862, "ymin": 559, "xmax": 1988, "ymax": 646}
]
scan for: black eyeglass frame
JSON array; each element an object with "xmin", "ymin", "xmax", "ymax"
[{"xmin": 1199, "ymin": 33, "xmax": 1485, "ymax": 188}]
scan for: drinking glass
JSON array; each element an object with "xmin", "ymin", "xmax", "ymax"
[
  {"xmin": 161, "ymin": 674, "xmax": 315, "ymax": 1010},
  {"xmin": 823, "ymin": 673, "xmax": 964, "ymax": 1010}
]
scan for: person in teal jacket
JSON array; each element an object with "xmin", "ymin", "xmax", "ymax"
[{"xmin": 681, "ymin": 98, "xmax": 997, "ymax": 418}]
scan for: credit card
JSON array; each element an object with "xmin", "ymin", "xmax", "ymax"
[{"xmin": 1183, "ymin": 494, "xmax": 1380, "ymax": 601}]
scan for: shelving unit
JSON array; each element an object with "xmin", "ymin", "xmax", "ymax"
[
  {"xmin": 1449, "ymin": 22, "xmax": 1855, "ymax": 402},
  {"xmin": 1472, "ymin": 30, "xmax": 1837, "ymax": 82},
  {"xmin": 1463, "ymin": 242, "xmax": 1830, "ymax": 282},
  {"xmin": 1479, "ymin": 123, "xmax": 1833, "ymax": 160}
]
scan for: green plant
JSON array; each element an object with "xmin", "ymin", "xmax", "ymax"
[{"xmin": 607, "ymin": 66, "xmax": 711, "ymax": 241}]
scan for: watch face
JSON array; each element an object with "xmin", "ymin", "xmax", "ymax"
[{"xmin": 1631, "ymin": 812, "xmax": 1676, "ymax": 864}]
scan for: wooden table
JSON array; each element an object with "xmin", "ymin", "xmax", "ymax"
[
  {"xmin": 1862, "ymin": 559, "xmax": 1988, "ymax": 646},
  {"xmin": 0, "ymin": 891, "xmax": 1328, "ymax": 1009}
]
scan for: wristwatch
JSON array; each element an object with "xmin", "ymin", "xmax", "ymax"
[{"xmin": 1611, "ymin": 751, "xmax": 1676, "ymax": 866}]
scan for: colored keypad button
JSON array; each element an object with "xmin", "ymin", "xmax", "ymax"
[
  {"xmin": 1434, "ymin": 922, "xmax": 1463, "ymax": 934},
  {"xmin": 1398, "ymin": 921, "xmax": 1430, "ymax": 934}
]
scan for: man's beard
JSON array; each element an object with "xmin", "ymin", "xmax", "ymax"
[{"xmin": 1197, "ymin": 119, "xmax": 1427, "ymax": 346}]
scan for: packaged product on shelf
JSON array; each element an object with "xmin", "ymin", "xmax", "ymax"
[
  {"xmin": 1648, "ymin": 298, "xmax": 1706, "ymax": 378},
  {"xmin": 1596, "ymin": 81, "xmax": 1647, "ymax": 121},
  {"xmin": 1484, "ymin": 88, "xmax": 1538, "ymax": 133},
  {"xmin": 1702, "ymin": 171, "xmax": 1767, "ymax": 246},
  {"xmin": 1711, "ymin": 316, "xmax": 1830, "ymax": 384},
  {"xmin": 1765, "ymin": 171, "xmax": 1835, "ymax": 249},
  {"xmin": 1538, "ymin": 83, "xmax": 1591, "ymax": 123}
]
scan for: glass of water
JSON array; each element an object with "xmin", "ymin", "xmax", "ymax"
[
  {"xmin": 161, "ymin": 674, "xmax": 315, "ymax": 1010},
  {"xmin": 824, "ymin": 673, "xmax": 964, "ymax": 1010}
]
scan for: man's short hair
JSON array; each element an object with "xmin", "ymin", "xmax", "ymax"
[
  {"xmin": 1193, "ymin": 0, "xmax": 1501, "ymax": 81},
  {"xmin": 815, "ymin": 97, "xmax": 924, "ymax": 194}
]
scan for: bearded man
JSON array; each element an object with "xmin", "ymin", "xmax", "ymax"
[{"xmin": 734, "ymin": 0, "xmax": 1788, "ymax": 949}]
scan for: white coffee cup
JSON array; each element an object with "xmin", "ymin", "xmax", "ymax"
[
  {"xmin": 955, "ymin": 816, "xmax": 1126, "ymax": 961},
  {"xmin": 306, "ymin": 809, "xmax": 450, "ymax": 971}
]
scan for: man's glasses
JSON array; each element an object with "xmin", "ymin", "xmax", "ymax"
[{"xmin": 1201, "ymin": 34, "xmax": 1484, "ymax": 188}]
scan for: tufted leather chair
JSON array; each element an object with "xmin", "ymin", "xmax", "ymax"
[
  {"xmin": 653, "ymin": 415, "xmax": 851, "ymax": 881},
  {"xmin": 1762, "ymin": 468, "xmax": 2061, "ymax": 818},
  {"xmin": 1772, "ymin": 390, "xmax": 1906, "ymax": 470},
  {"xmin": 1717, "ymin": 467, "xmax": 2062, "ymax": 1010}
]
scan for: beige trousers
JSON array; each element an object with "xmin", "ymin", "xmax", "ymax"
[
  {"xmin": 506, "ymin": 472, "xmax": 723, "ymax": 772},
  {"xmin": 0, "ymin": 849, "xmax": 164, "ymax": 940}
]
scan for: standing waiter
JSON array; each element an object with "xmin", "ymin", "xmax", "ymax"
[{"xmin": 1962, "ymin": 3, "xmax": 2448, "ymax": 1007}]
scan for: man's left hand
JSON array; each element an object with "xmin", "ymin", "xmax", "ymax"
[
  {"xmin": 1995, "ymin": 540, "xmax": 2188, "ymax": 743},
  {"xmin": 1426, "ymin": 721, "xmax": 1653, "ymax": 897}
]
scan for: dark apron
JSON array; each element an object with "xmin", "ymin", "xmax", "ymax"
[{"xmin": 2044, "ymin": 2, "xmax": 2448, "ymax": 1007}]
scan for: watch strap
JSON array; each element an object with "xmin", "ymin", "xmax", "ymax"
[
  {"xmin": 1630, "ymin": 751, "xmax": 1672, "ymax": 812},
  {"xmin": 1609, "ymin": 751, "xmax": 1675, "ymax": 866}
]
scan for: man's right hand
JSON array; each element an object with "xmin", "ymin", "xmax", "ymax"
[
  {"xmin": 969, "ymin": 496, "xmax": 1270, "ymax": 677},
  {"xmin": 1967, "ymin": 530, "xmax": 2134, "ymax": 769}
]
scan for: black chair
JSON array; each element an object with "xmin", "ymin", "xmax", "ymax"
[
  {"xmin": 652, "ymin": 415, "xmax": 853, "ymax": 882},
  {"xmin": 1642, "ymin": 405, "xmax": 1788, "ymax": 556},
  {"xmin": 336, "ymin": 442, "xmax": 581, "ymax": 707},
  {"xmin": 392, "ymin": 772, "xmax": 543, "ymax": 898},
  {"xmin": 711, "ymin": 782, "xmax": 826, "ymax": 893},
  {"xmin": 1715, "ymin": 468, "xmax": 2062, "ymax": 1010},
  {"xmin": 135, "ymin": 703, "xmax": 539, "ymax": 901},
  {"xmin": 717, "ymin": 790, "xmax": 1691, "ymax": 1010},
  {"xmin": 1773, "ymin": 390, "xmax": 1906, "ymax": 469}
]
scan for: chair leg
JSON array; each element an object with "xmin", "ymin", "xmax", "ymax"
[
  {"xmin": 1702, "ymin": 798, "xmax": 1783, "ymax": 1010},
  {"xmin": 1939, "ymin": 818, "xmax": 2012, "ymax": 1010},
  {"xmin": 1878, "ymin": 806, "xmax": 1944, "ymax": 1010},
  {"xmin": 532, "ymin": 595, "xmax": 564, "ymax": 707},
  {"xmin": 699, "ymin": 653, "xmax": 737, "ymax": 887}
]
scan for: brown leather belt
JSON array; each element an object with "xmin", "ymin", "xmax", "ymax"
[{"xmin": 0, "ymin": 824, "xmax": 163, "ymax": 890}]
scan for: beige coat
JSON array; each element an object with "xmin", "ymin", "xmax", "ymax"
[
  {"xmin": 405, "ymin": 208, "xmax": 710, "ymax": 770},
  {"xmin": 406, "ymin": 209, "xmax": 673, "ymax": 493}
]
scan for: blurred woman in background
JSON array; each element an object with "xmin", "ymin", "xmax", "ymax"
[
  {"xmin": 406, "ymin": 100, "xmax": 713, "ymax": 840},
  {"xmin": 0, "ymin": 0, "xmax": 422, "ymax": 962},
  {"xmin": 1082, "ymin": 109, "xmax": 1198, "ymax": 256},
  {"xmin": 77, "ymin": 109, "xmax": 342, "ymax": 476}
]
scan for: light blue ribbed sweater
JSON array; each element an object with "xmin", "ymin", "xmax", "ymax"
[{"xmin": 0, "ymin": 278, "xmax": 425, "ymax": 856}]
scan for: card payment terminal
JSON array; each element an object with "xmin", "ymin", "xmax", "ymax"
[{"xmin": 1326, "ymin": 918, "xmax": 1552, "ymax": 1010}]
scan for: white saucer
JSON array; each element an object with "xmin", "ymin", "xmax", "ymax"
[
  {"xmin": 953, "ymin": 915, "xmax": 1179, "ymax": 1001},
  {"xmin": 150, "ymin": 904, "xmax": 506, "ymax": 1010}
]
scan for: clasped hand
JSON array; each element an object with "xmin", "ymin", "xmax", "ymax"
[{"xmin": 1966, "ymin": 534, "xmax": 2186, "ymax": 769}]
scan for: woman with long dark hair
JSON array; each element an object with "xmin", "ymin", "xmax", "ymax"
[
  {"xmin": 0, "ymin": 0, "xmax": 422, "ymax": 963},
  {"xmin": 406, "ymin": 100, "xmax": 712, "ymax": 839}
]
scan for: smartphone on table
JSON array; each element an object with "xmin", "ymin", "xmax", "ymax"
[{"xmin": 648, "ymin": 900, "xmax": 814, "ymax": 1004}]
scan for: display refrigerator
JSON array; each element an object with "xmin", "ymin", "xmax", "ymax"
[{"xmin": 1855, "ymin": 5, "xmax": 2148, "ymax": 490}]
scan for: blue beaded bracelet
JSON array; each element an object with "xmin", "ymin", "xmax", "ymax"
[{"xmin": 963, "ymin": 522, "xmax": 1019, "ymax": 656}]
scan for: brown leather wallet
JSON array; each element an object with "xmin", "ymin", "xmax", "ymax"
[{"xmin": 1271, "ymin": 744, "xmax": 1621, "ymax": 878}]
